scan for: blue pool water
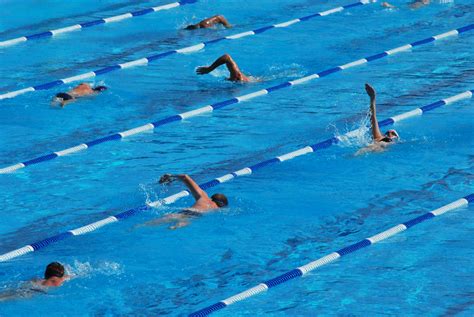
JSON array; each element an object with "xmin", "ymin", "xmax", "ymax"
[{"xmin": 1, "ymin": 0, "xmax": 474, "ymax": 315}]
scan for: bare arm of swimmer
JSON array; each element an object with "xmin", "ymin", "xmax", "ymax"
[
  {"xmin": 196, "ymin": 54, "xmax": 249, "ymax": 82},
  {"xmin": 199, "ymin": 15, "xmax": 232, "ymax": 28},
  {"xmin": 160, "ymin": 173, "xmax": 214, "ymax": 206},
  {"xmin": 410, "ymin": 0, "xmax": 430, "ymax": 9},
  {"xmin": 173, "ymin": 174, "xmax": 208, "ymax": 201},
  {"xmin": 381, "ymin": 2, "xmax": 396, "ymax": 8},
  {"xmin": 365, "ymin": 83, "xmax": 384, "ymax": 142}
]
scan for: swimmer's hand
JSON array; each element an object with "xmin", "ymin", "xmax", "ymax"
[
  {"xmin": 365, "ymin": 83, "xmax": 376, "ymax": 100},
  {"xmin": 196, "ymin": 66, "xmax": 211, "ymax": 75},
  {"xmin": 159, "ymin": 174, "xmax": 175, "ymax": 185}
]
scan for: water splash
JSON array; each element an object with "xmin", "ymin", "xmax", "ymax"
[
  {"xmin": 260, "ymin": 63, "xmax": 307, "ymax": 81},
  {"xmin": 66, "ymin": 260, "xmax": 123, "ymax": 278},
  {"xmin": 202, "ymin": 67, "xmax": 229, "ymax": 78},
  {"xmin": 139, "ymin": 183, "xmax": 160, "ymax": 206},
  {"xmin": 334, "ymin": 109, "xmax": 372, "ymax": 148}
]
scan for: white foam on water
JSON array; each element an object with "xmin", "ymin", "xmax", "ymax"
[
  {"xmin": 333, "ymin": 111, "xmax": 372, "ymax": 148},
  {"xmin": 262, "ymin": 63, "xmax": 307, "ymax": 81},
  {"xmin": 66, "ymin": 260, "xmax": 123, "ymax": 278},
  {"xmin": 139, "ymin": 183, "xmax": 160, "ymax": 206}
]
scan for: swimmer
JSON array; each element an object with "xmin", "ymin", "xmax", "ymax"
[
  {"xmin": 34, "ymin": 262, "xmax": 69, "ymax": 287},
  {"xmin": 185, "ymin": 15, "xmax": 232, "ymax": 30},
  {"xmin": 0, "ymin": 262, "xmax": 69, "ymax": 302},
  {"xmin": 410, "ymin": 0, "xmax": 430, "ymax": 9},
  {"xmin": 381, "ymin": 2, "xmax": 396, "ymax": 8},
  {"xmin": 383, "ymin": 0, "xmax": 428, "ymax": 9},
  {"xmin": 356, "ymin": 84, "xmax": 399, "ymax": 155},
  {"xmin": 196, "ymin": 54, "xmax": 250, "ymax": 82},
  {"xmin": 137, "ymin": 174, "xmax": 228, "ymax": 230},
  {"xmin": 52, "ymin": 83, "xmax": 107, "ymax": 107}
]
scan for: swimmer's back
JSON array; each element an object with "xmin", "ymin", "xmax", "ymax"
[{"xmin": 179, "ymin": 208, "xmax": 203, "ymax": 217}]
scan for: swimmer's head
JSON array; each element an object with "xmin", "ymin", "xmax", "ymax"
[
  {"xmin": 185, "ymin": 24, "xmax": 199, "ymax": 30},
  {"xmin": 44, "ymin": 262, "xmax": 65, "ymax": 280},
  {"xmin": 93, "ymin": 85, "xmax": 107, "ymax": 92},
  {"xmin": 211, "ymin": 193, "xmax": 228, "ymax": 208},
  {"xmin": 385, "ymin": 129, "xmax": 399, "ymax": 140}
]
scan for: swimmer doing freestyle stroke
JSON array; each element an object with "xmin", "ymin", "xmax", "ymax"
[
  {"xmin": 0, "ymin": 262, "xmax": 70, "ymax": 302},
  {"xmin": 382, "ymin": 0, "xmax": 430, "ymax": 9},
  {"xmin": 52, "ymin": 83, "xmax": 107, "ymax": 107},
  {"xmin": 185, "ymin": 15, "xmax": 232, "ymax": 30},
  {"xmin": 136, "ymin": 174, "xmax": 228, "ymax": 230}
]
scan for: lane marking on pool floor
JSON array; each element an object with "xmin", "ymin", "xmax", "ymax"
[
  {"xmin": 0, "ymin": 88, "xmax": 471, "ymax": 262},
  {"xmin": 0, "ymin": 0, "xmax": 198, "ymax": 48},
  {"xmin": 1, "ymin": 24, "xmax": 473, "ymax": 174},
  {"xmin": 189, "ymin": 193, "xmax": 474, "ymax": 316},
  {"xmin": 0, "ymin": 0, "xmax": 373, "ymax": 100}
]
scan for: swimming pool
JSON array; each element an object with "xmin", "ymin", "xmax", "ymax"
[{"xmin": 1, "ymin": 0, "xmax": 473, "ymax": 315}]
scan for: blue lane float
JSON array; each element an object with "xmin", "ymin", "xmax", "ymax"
[
  {"xmin": 0, "ymin": 0, "xmax": 373, "ymax": 100},
  {"xmin": 0, "ymin": 0, "xmax": 198, "ymax": 48},
  {"xmin": 0, "ymin": 89, "xmax": 472, "ymax": 262},
  {"xmin": 189, "ymin": 194, "xmax": 474, "ymax": 316},
  {"xmin": 1, "ymin": 24, "xmax": 473, "ymax": 174}
]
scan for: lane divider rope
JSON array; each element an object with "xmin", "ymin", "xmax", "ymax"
[
  {"xmin": 0, "ymin": 0, "xmax": 198, "ymax": 48},
  {"xmin": 189, "ymin": 193, "xmax": 474, "ymax": 316},
  {"xmin": 0, "ymin": 88, "xmax": 471, "ymax": 262},
  {"xmin": 0, "ymin": 0, "xmax": 373, "ymax": 101},
  {"xmin": 1, "ymin": 24, "xmax": 473, "ymax": 174}
]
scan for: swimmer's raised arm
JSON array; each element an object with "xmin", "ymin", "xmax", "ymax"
[
  {"xmin": 213, "ymin": 15, "xmax": 231, "ymax": 28},
  {"xmin": 197, "ymin": 54, "xmax": 235, "ymax": 74},
  {"xmin": 365, "ymin": 83, "xmax": 384, "ymax": 142},
  {"xmin": 198, "ymin": 15, "xmax": 232, "ymax": 28},
  {"xmin": 197, "ymin": 54, "xmax": 249, "ymax": 82},
  {"xmin": 186, "ymin": 15, "xmax": 232, "ymax": 30},
  {"xmin": 410, "ymin": 0, "xmax": 430, "ymax": 9},
  {"xmin": 161, "ymin": 174, "xmax": 208, "ymax": 201},
  {"xmin": 382, "ymin": 2, "xmax": 396, "ymax": 8}
]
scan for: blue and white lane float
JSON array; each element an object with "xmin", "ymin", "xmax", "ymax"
[
  {"xmin": 189, "ymin": 194, "xmax": 474, "ymax": 317},
  {"xmin": 0, "ymin": 0, "xmax": 198, "ymax": 48},
  {"xmin": 1, "ymin": 24, "xmax": 473, "ymax": 174},
  {"xmin": 0, "ymin": 89, "xmax": 472, "ymax": 262},
  {"xmin": 0, "ymin": 0, "xmax": 373, "ymax": 101}
]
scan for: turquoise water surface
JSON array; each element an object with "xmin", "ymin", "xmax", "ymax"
[{"xmin": 1, "ymin": 0, "xmax": 473, "ymax": 315}]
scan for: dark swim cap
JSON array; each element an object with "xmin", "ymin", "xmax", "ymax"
[
  {"xmin": 93, "ymin": 85, "xmax": 107, "ymax": 92},
  {"xmin": 211, "ymin": 193, "xmax": 228, "ymax": 207},
  {"xmin": 44, "ymin": 262, "xmax": 65, "ymax": 279}
]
